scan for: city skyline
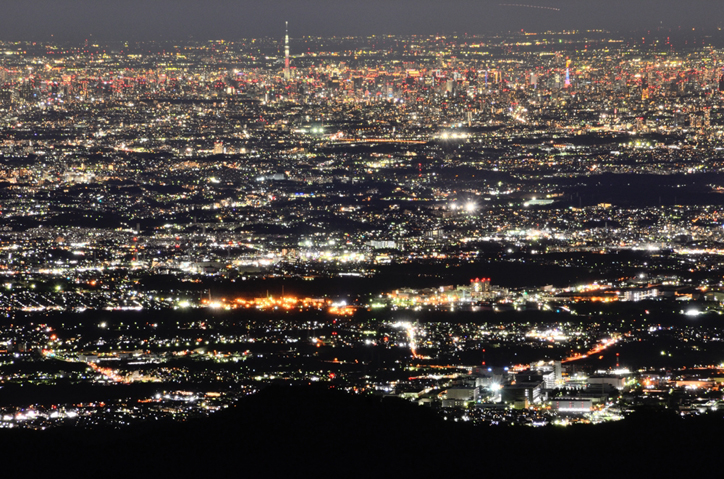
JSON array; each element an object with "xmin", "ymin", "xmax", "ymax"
[
  {"xmin": 2, "ymin": 12, "xmax": 724, "ymax": 476},
  {"xmin": 2, "ymin": 27, "xmax": 724, "ymax": 429}
]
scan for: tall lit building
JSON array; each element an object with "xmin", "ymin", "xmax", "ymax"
[
  {"xmin": 284, "ymin": 21, "xmax": 290, "ymax": 81},
  {"xmin": 641, "ymin": 76, "xmax": 649, "ymax": 100},
  {"xmin": 564, "ymin": 59, "xmax": 571, "ymax": 88}
]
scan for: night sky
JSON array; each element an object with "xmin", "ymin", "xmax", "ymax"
[{"xmin": 1, "ymin": 0, "xmax": 723, "ymax": 42}]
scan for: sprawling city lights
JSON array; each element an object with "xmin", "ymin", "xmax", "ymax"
[{"xmin": 1, "ymin": 26, "xmax": 724, "ymax": 437}]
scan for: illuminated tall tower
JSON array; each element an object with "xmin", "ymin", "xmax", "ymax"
[
  {"xmin": 284, "ymin": 21, "xmax": 290, "ymax": 81},
  {"xmin": 564, "ymin": 59, "xmax": 571, "ymax": 88}
]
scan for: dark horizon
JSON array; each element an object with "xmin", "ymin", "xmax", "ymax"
[{"xmin": 2, "ymin": 0, "xmax": 724, "ymax": 42}]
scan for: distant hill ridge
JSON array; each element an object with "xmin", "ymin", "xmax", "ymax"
[{"xmin": 0, "ymin": 385, "xmax": 720, "ymax": 476}]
